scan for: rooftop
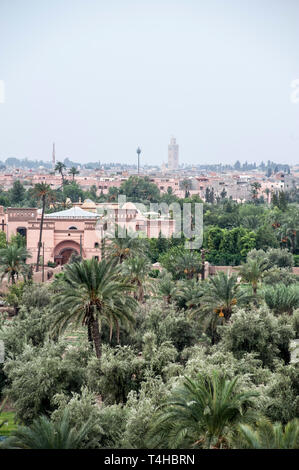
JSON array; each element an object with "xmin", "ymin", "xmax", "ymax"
[{"xmin": 44, "ymin": 206, "xmax": 100, "ymax": 219}]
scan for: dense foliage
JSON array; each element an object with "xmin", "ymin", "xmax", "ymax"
[{"xmin": 0, "ymin": 184, "xmax": 298, "ymax": 449}]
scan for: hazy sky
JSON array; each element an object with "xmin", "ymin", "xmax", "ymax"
[{"xmin": 0, "ymin": 0, "xmax": 299, "ymax": 166}]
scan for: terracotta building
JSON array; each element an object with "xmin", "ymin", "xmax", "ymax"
[{"xmin": 0, "ymin": 201, "xmax": 175, "ymax": 266}]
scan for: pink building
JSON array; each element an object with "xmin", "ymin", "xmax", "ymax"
[
  {"xmin": 2, "ymin": 206, "xmax": 102, "ymax": 265},
  {"xmin": 0, "ymin": 201, "xmax": 175, "ymax": 266}
]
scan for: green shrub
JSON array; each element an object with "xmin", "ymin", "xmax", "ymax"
[
  {"xmin": 3, "ymin": 341, "xmax": 92, "ymax": 424},
  {"xmin": 219, "ymin": 308, "xmax": 294, "ymax": 368}
]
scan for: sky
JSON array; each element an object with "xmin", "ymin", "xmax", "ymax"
[{"xmin": 0, "ymin": 0, "xmax": 299, "ymax": 166}]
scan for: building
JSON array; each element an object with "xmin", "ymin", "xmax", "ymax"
[
  {"xmin": 0, "ymin": 201, "xmax": 175, "ymax": 266},
  {"xmin": 99, "ymin": 201, "xmax": 175, "ymax": 239},
  {"xmin": 168, "ymin": 137, "xmax": 179, "ymax": 171},
  {"xmin": 2, "ymin": 206, "xmax": 102, "ymax": 265}
]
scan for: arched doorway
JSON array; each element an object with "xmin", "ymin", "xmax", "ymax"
[
  {"xmin": 59, "ymin": 248, "xmax": 78, "ymax": 265},
  {"xmin": 53, "ymin": 240, "xmax": 83, "ymax": 266}
]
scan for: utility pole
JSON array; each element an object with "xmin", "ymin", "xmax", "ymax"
[
  {"xmin": 136, "ymin": 147, "xmax": 141, "ymax": 175},
  {"xmin": 42, "ymin": 243, "xmax": 45, "ymax": 282}
]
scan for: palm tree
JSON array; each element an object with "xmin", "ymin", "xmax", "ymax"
[
  {"xmin": 264, "ymin": 187, "xmax": 271, "ymax": 204},
  {"xmin": 0, "ymin": 244, "xmax": 31, "ymax": 284},
  {"xmin": 33, "ymin": 183, "xmax": 52, "ymax": 272},
  {"xmin": 239, "ymin": 258, "xmax": 268, "ymax": 298},
  {"xmin": 69, "ymin": 166, "xmax": 80, "ymax": 181},
  {"xmin": 235, "ymin": 417, "xmax": 299, "ymax": 449},
  {"xmin": 55, "ymin": 161, "xmax": 66, "ymax": 186},
  {"xmin": 263, "ymin": 283, "xmax": 299, "ymax": 315},
  {"xmin": 174, "ymin": 278, "xmax": 203, "ymax": 311},
  {"xmin": 51, "ymin": 258, "xmax": 137, "ymax": 359},
  {"xmin": 0, "ymin": 409, "xmax": 94, "ymax": 449},
  {"xmin": 181, "ymin": 179, "xmax": 192, "ymax": 198},
  {"xmin": 190, "ymin": 272, "xmax": 246, "ymax": 344},
  {"xmin": 175, "ymin": 251, "xmax": 202, "ymax": 280},
  {"xmin": 200, "ymin": 272, "xmax": 245, "ymax": 321},
  {"xmin": 250, "ymin": 182, "xmax": 261, "ymax": 203},
  {"xmin": 157, "ymin": 272, "xmax": 177, "ymax": 305},
  {"xmin": 147, "ymin": 371, "xmax": 257, "ymax": 449},
  {"xmin": 106, "ymin": 225, "xmax": 146, "ymax": 264},
  {"xmin": 122, "ymin": 256, "xmax": 153, "ymax": 302}
]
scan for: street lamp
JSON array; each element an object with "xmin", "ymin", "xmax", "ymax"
[{"xmin": 136, "ymin": 147, "xmax": 141, "ymax": 174}]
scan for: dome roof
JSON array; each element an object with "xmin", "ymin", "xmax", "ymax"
[
  {"xmin": 82, "ymin": 199, "xmax": 97, "ymax": 209},
  {"xmin": 122, "ymin": 202, "xmax": 137, "ymax": 210}
]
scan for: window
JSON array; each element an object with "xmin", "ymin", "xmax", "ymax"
[
  {"xmin": 68, "ymin": 226, "xmax": 78, "ymax": 230},
  {"xmin": 94, "ymin": 242, "xmax": 99, "ymax": 249}
]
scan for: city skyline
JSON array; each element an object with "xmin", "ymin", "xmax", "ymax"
[{"xmin": 0, "ymin": 0, "xmax": 299, "ymax": 165}]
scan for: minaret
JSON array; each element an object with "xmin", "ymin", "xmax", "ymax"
[
  {"xmin": 52, "ymin": 143, "xmax": 56, "ymax": 169},
  {"xmin": 168, "ymin": 137, "xmax": 179, "ymax": 170}
]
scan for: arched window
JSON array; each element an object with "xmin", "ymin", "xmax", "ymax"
[
  {"xmin": 68, "ymin": 226, "xmax": 78, "ymax": 230},
  {"xmin": 17, "ymin": 227, "xmax": 27, "ymax": 242},
  {"xmin": 94, "ymin": 242, "xmax": 99, "ymax": 249}
]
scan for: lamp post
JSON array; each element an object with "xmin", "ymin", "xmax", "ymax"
[{"xmin": 136, "ymin": 147, "xmax": 141, "ymax": 175}]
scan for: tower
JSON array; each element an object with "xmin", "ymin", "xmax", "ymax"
[
  {"xmin": 168, "ymin": 137, "xmax": 179, "ymax": 170},
  {"xmin": 52, "ymin": 143, "xmax": 56, "ymax": 169},
  {"xmin": 136, "ymin": 146, "xmax": 141, "ymax": 174}
]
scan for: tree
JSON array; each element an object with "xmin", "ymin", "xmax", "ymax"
[
  {"xmin": 1, "ymin": 409, "xmax": 94, "ymax": 449},
  {"xmin": 189, "ymin": 272, "xmax": 247, "ymax": 344},
  {"xmin": 33, "ymin": 183, "xmax": 52, "ymax": 272},
  {"xmin": 220, "ymin": 308, "xmax": 294, "ymax": 367},
  {"xmin": 236, "ymin": 418, "xmax": 299, "ymax": 449},
  {"xmin": 68, "ymin": 166, "xmax": 80, "ymax": 181},
  {"xmin": 106, "ymin": 226, "xmax": 146, "ymax": 264},
  {"xmin": 220, "ymin": 188, "xmax": 227, "ymax": 200},
  {"xmin": 147, "ymin": 371, "xmax": 257, "ymax": 449},
  {"xmin": 157, "ymin": 272, "xmax": 177, "ymax": 305},
  {"xmin": 263, "ymin": 284, "xmax": 299, "ymax": 315},
  {"xmin": 200, "ymin": 272, "xmax": 245, "ymax": 322},
  {"xmin": 2, "ymin": 341, "xmax": 90, "ymax": 423},
  {"xmin": 10, "ymin": 181, "xmax": 26, "ymax": 205},
  {"xmin": 62, "ymin": 181, "xmax": 84, "ymax": 203},
  {"xmin": 0, "ymin": 245, "xmax": 31, "ymax": 284},
  {"xmin": 174, "ymin": 278, "xmax": 203, "ymax": 311},
  {"xmin": 55, "ymin": 161, "xmax": 67, "ymax": 186},
  {"xmin": 119, "ymin": 176, "xmax": 160, "ymax": 202},
  {"xmin": 52, "ymin": 258, "xmax": 137, "ymax": 359},
  {"xmin": 0, "ymin": 231, "xmax": 6, "ymax": 249},
  {"xmin": 266, "ymin": 248, "xmax": 294, "ymax": 269},
  {"xmin": 159, "ymin": 246, "xmax": 202, "ymax": 280},
  {"xmin": 122, "ymin": 256, "xmax": 153, "ymax": 302},
  {"xmin": 181, "ymin": 179, "xmax": 192, "ymax": 198},
  {"xmin": 250, "ymin": 182, "xmax": 261, "ymax": 203},
  {"xmin": 239, "ymin": 258, "xmax": 268, "ymax": 298},
  {"xmin": 107, "ymin": 186, "xmax": 119, "ymax": 202},
  {"xmin": 10, "ymin": 232, "xmax": 26, "ymax": 248}
]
